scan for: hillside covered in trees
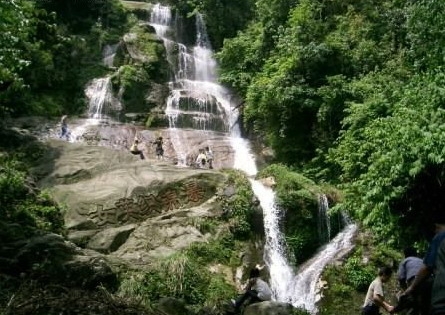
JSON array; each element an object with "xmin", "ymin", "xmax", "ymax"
[{"xmin": 1, "ymin": 0, "xmax": 445, "ymax": 314}]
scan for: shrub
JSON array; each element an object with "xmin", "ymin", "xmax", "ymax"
[
  {"xmin": 123, "ymin": 254, "xmax": 210, "ymax": 305},
  {"xmin": 344, "ymin": 256, "xmax": 375, "ymax": 291},
  {"xmin": 220, "ymin": 169, "xmax": 255, "ymax": 239}
]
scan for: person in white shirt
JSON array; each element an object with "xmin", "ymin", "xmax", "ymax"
[
  {"xmin": 196, "ymin": 149, "xmax": 207, "ymax": 168},
  {"xmin": 130, "ymin": 139, "xmax": 145, "ymax": 160},
  {"xmin": 362, "ymin": 266, "xmax": 394, "ymax": 315}
]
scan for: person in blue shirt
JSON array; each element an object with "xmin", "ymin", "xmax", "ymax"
[
  {"xmin": 394, "ymin": 247, "xmax": 427, "ymax": 314},
  {"xmin": 403, "ymin": 216, "xmax": 445, "ymax": 315},
  {"xmin": 59, "ymin": 115, "xmax": 70, "ymax": 140}
]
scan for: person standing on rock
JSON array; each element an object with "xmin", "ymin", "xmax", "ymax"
[
  {"xmin": 205, "ymin": 146, "xmax": 214, "ymax": 169},
  {"xmin": 153, "ymin": 137, "xmax": 164, "ymax": 160},
  {"xmin": 231, "ymin": 264, "xmax": 272, "ymax": 312},
  {"xmin": 59, "ymin": 115, "xmax": 70, "ymax": 140},
  {"xmin": 362, "ymin": 266, "xmax": 394, "ymax": 315},
  {"xmin": 130, "ymin": 139, "xmax": 145, "ymax": 160}
]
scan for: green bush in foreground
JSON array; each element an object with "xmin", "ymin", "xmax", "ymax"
[{"xmin": 0, "ymin": 158, "xmax": 64, "ymax": 239}]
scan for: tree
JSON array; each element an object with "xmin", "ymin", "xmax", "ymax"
[{"xmin": 0, "ymin": 0, "xmax": 32, "ymax": 114}]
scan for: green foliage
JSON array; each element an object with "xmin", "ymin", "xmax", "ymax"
[
  {"xmin": 191, "ymin": 217, "xmax": 219, "ymax": 235},
  {"xmin": 146, "ymin": 254, "xmax": 209, "ymax": 304},
  {"xmin": 220, "ymin": 169, "xmax": 255, "ymax": 239},
  {"xmin": 203, "ymin": 276, "xmax": 237, "ymax": 308},
  {"xmin": 112, "ymin": 65, "xmax": 151, "ymax": 112},
  {"xmin": 329, "ymin": 71, "xmax": 445, "ymax": 242},
  {"xmin": 173, "ymin": 0, "xmax": 255, "ymax": 49},
  {"xmin": 185, "ymin": 235, "xmax": 236, "ymax": 265},
  {"xmin": 0, "ymin": 0, "xmax": 32, "ymax": 114},
  {"xmin": 258, "ymin": 164, "xmax": 323, "ymax": 262},
  {"xmin": 318, "ymin": 263, "xmax": 361, "ymax": 315},
  {"xmin": 0, "ymin": 157, "xmax": 64, "ymax": 239},
  {"xmin": 291, "ymin": 308, "xmax": 311, "ymax": 315},
  {"xmin": 216, "ymin": 22, "xmax": 265, "ymax": 96},
  {"xmin": 343, "ymin": 256, "xmax": 375, "ymax": 291},
  {"xmin": 0, "ymin": 0, "xmax": 129, "ymax": 116},
  {"xmin": 0, "ymin": 160, "xmax": 27, "ymax": 208},
  {"xmin": 119, "ymin": 251, "xmax": 235, "ymax": 308},
  {"xmin": 407, "ymin": 0, "xmax": 445, "ymax": 70},
  {"xmin": 130, "ymin": 24, "xmax": 167, "ymax": 72}
]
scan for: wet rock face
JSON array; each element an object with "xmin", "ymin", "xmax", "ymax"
[
  {"xmin": 44, "ymin": 119, "xmax": 236, "ymax": 169},
  {"xmin": 32, "ymin": 140, "xmax": 229, "ymax": 263}
]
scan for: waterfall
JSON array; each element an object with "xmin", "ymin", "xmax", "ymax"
[
  {"xmin": 69, "ymin": 77, "xmax": 116, "ymax": 142},
  {"xmin": 149, "ymin": 4, "xmax": 231, "ymax": 165},
  {"xmin": 250, "ymin": 180, "xmax": 295, "ymax": 300},
  {"xmin": 289, "ymin": 222, "xmax": 357, "ymax": 313},
  {"xmin": 149, "ymin": 4, "xmax": 357, "ymax": 314},
  {"xmin": 85, "ymin": 77, "xmax": 112, "ymax": 120},
  {"xmin": 103, "ymin": 44, "xmax": 119, "ymax": 68},
  {"xmin": 318, "ymin": 194, "xmax": 331, "ymax": 244}
]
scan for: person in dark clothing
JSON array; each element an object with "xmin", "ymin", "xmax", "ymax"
[
  {"xmin": 60, "ymin": 115, "xmax": 70, "ymax": 140},
  {"xmin": 231, "ymin": 265, "xmax": 272, "ymax": 312},
  {"xmin": 130, "ymin": 139, "xmax": 145, "ymax": 160},
  {"xmin": 153, "ymin": 137, "xmax": 164, "ymax": 160},
  {"xmin": 402, "ymin": 216, "xmax": 445, "ymax": 315},
  {"xmin": 393, "ymin": 247, "xmax": 427, "ymax": 315},
  {"xmin": 205, "ymin": 146, "xmax": 213, "ymax": 169}
]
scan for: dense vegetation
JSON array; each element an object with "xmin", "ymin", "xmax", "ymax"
[
  {"xmin": 0, "ymin": 0, "xmax": 128, "ymax": 117},
  {"xmin": 2, "ymin": 0, "xmax": 445, "ymax": 313},
  {"xmin": 213, "ymin": 0, "xmax": 445, "ymax": 248}
]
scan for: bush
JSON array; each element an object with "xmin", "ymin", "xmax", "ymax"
[
  {"xmin": 0, "ymin": 156, "xmax": 64, "ymax": 238},
  {"xmin": 220, "ymin": 170, "xmax": 255, "ymax": 239},
  {"xmin": 126, "ymin": 254, "xmax": 210, "ymax": 305},
  {"xmin": 344, "ymin": 256, "xmax": 375, "ymax": 291},
  {"xmin": 0, "ymin": 160, "xmax": 28, "ymax": 210},
  {"xmin": 185, "ymin": 236, "xmax": 235, "ymax": 265}
]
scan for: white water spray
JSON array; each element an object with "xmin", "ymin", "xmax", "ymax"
[
  {"xmin": 149, "ymin": 5, "xmax": 232, "ymax": 165},
  {"xmin": 103, "ymin": 44, "xmax": 119, "ymax": 68},
  {"xmin": 68, "ymin": 77, "xmax": 115, "ymax": 142},
  {"xmin": 318, "ymin": 194, "xmax": 331, "ymax": 243},
  {"xmin": 289, "ymin": 222, "xmax": 357, "ymax": 313}
]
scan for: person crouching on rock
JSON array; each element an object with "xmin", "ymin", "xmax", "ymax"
[
  {"xmin": 231, "ymin": 264, "xmax": 272, "ymax": 312},
  {"xmin": 196, "ymin": 149, "xmax": 207, "ymax": 168},
  {"xmin": 205, "ymin": 146, "xmax": 213, "ymax": 169},
  {"xmin": 130, "ymin": 139, "xmax": 145, "ymax": 160}
]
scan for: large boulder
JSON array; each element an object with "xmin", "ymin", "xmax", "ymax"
[
  {"xmin": 243, "ymin": 301, "xmax": 296, "ymax": 315},
  {"xmin": 32, "ymin": 140, "xmax": 229, "ymax": 264}
]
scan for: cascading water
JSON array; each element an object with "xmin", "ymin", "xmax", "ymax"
[
  {"xmin": 149, "ymin": 5, "xmax": 230, "ymax": 165},
  {"xmin": 69, "ymin": 76, "xmax": 119, "ymax": 142},
  {"xmin": 318, "ymin": 194, "xmax": 331, "ymax": 244},
  {"xmin": 103, "ymin": 43, "xmax": 119, "ymax": 68},
  {"xmin": 250, "ymin": 180, "xmax": 296, "ymax": 300},
  {"xmin": 149, "ymin": 4, "xmax": 357, "ymax": 314},
  {"xmin": 289, "ymin": 221, "xmax": 357, "ymax": 313},
  {"xmin": 86, "ymin": 77, "xmax": 112, "ymax": 120}
]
